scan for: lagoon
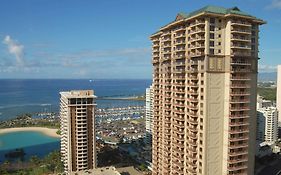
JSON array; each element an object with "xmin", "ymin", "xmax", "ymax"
[{"xmin": 0, "ymin": 131, "xmax": 60, "ymax": 162}]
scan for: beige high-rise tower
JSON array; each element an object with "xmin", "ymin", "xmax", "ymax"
[
  {"xmin": 60, "ymin": 90, "xmax": 97, "ymax": 174},
  {"xmin": 150, "ymin": 6, "xmax": 265, "ymax": 175}
]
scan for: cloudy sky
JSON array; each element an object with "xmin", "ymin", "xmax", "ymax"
[{"xmin": 0, "ymin": 0, "xmax": 280, "ymax": 79}]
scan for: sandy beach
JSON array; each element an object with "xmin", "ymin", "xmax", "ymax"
[{"xmin": 0, "ymin": 127, "xmax": 60, "ymax": 138}]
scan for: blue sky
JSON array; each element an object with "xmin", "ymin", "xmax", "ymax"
[{"xmin": 0, "ymin": 0, "xmax": 280, "ymax": 79}]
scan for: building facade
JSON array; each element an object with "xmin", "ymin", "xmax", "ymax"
[
  {"xmin": 150, "ymin": 6, "xmax": 265, "ymax": 175},
  {"xmin": 257, "ymin": 107, "xmax": 278, "ymax": 143},
  {"xmin": 146, "ymin": 85, "xmax": 154, "ymax": 144},
  {"xmin": 277, "ymin": 65, "xmax": 281, "ymax": 127},
  {"xmin": 60, "ymin": 90, "xmax": 97, "ymax": 174}
]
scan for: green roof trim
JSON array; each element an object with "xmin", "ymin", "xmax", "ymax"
[{"xmin": 178, "ymin": 5, "xmax": 256, "ymax": 20}]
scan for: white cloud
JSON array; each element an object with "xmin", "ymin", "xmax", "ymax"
[
  {"xmin": 2, "ymin": 35, "xmax": 25, "ymax": 66},
  {"xmin": 267, "ymin": 0, "xmax": 281, "ymax": 9},
  {"xmin": 258, "ymin": 64, "xmax": 277, "ymax": 72}
]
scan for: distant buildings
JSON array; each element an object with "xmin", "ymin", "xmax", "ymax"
[
  {"xmin": 277, "ymin": 65, "xmax": 281, "ymax": 127},
  {"xmin": 145, "ymin": 85, "xmax": 153, "ymax": 144},
  {"xmin": 60, "ymin": 90, "xmax": 97, "ymax": 174},
  {"xmin": 150, "ymin": 6, "xmax": 265, "ymax": 175},
  {"xmin": 257, "ymin": 107, "xmax": 278, "ymax": 143}
]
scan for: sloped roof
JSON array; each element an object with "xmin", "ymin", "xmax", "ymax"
[{"xmin": 177, "ymin": 5, "xmax": 255, "ymax": 20}]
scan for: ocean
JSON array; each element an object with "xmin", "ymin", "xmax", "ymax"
[
  {"xmin": 0, "ymin": 79, "xmax": 151, "ymax": 162},
  {"xmin": 0, "ymin": 79, "xmax": 151, "ymax": 120}
]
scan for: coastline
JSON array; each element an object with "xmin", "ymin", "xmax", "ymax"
[{"xmin": 0, "ymin": 127, "xmax": 60, "ymax": 138}]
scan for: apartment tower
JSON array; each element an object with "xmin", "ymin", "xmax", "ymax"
[
  {"xmin": 146, "ymin": 85, "xmax": 154, "ymax": 144},
  {"xmin": 257, "ymin": 107, "xmax": 278, "ymax": 143},
  {"xmin": 150, "ymin": 6, "xmax": 265, "ymax": 175},
  {"xmin": 60, "ymin": 90, "xmax": 97, "ymax": 174}
]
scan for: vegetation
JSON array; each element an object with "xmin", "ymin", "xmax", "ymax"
[
  {"xmin": 0, "ymin": 150, "xmax": 64, "ymax": 175},
  {"xmin": 257, "ymin": 87, "xmax": 276, "ymax": 101},
  {"xmin": 0, "ymin": 114, "xmax": 60, "ymax": 129}
]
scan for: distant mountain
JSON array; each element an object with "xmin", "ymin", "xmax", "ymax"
[{"xmin": 258, "ymin": 72, "xmax": 277, "ymax": 82}]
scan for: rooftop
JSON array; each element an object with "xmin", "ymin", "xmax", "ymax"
[
  {"xmin": 178, "ymin": 5, "xmax": 255, "ymax": 19},
  {"xmin": 70, "ymin": 167, "xmax": 121, "ymax": 175},
  {"xmin": 60, "ymin": 90, "xmax": 96, "ymax": 98}
]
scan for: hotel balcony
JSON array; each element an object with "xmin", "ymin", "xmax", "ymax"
[
  {"xmin": 229, "ymin": 114, "xmax": 250, "ymax": 119},
  {"xmin": 187, "ymin": 146, "xmax": 197, "ymax": 153},
  {"xmin": 230, "ymin": 99, "xmax": 250, "ymax": 103},
  {"xmin": 229, "ymin": 121, "xmax": 249, "ymax": 126},
  {"xmin": 190, "ymin": 20, "xmax": 205, "ymax": 27},
  {"xmin": 229, "ymin": 149, "xmax": 248, "ymax": 157},
  {"xmin": 228, "ymin": 128, "xmax": 249, "ymax": 134},
  {"xmin": 190, "ymin": 51, "xmax": 205, "ymax": 58},
  {"xmin": 231, "ymin": 68, "xmax": 252, "ymax": 73},
  {"xmin": 175, "ymin": 54, "xmax": 185, "ymax": 59},
  {"xmin": 172, "ymin": 160, "xmax": 184, "ymax": 168},
  {"xmin": 175, "ymin": 40, "xmax": 186, "ymax": 46},
  {"xmin": 190, "ymin": 36, "xmax": 205, "ymax": 42},
  {"xmin": 163, "ymin": 43, "xmax": 172, "ymax": 48},
  {"xmin": 175, "ymin": 46, "xmax": 186, "ymax": 52},
  {"xmin": 231, "ymin": 28, "xmax": 251, "ymax": 35},
  {"xmin": 174, "ymin": 114, "xmax": 185, "ymax": 121},
  {"xmin": 231, "ymin": 51, "xmax": 251, "ymax": 57},
  {"xmin": 188, "ymin": 126, "xmax": 198, "ymax": 132},
  {"xmin": 230, "ymin": 91, "xmax": 250, "ymax": 96},
  {"xmin": 187, "ymin": 139, "xmax": 197, "ymax": 146},
  {"xmin": 162, "ymin": 31, "xmax": 171, "ymax": 36},
  {"xmin": 230, "ymin": 106, "xmax": 250, "ymax": 111},
  {"xmin": 187, "ymin": 82, "xmax": 199, "ymax": 87},
  {"xmin": 175, "ymin": 33, "xmax": 185, "ymax": 39},
  {"xmin": 190, "ymin": 27, "xmax": 205, "ymax": 35},
  {"xmin": 174, "ymin": 102, "xmax": 185, "ymax": 107},
  {"xmin": 186, "ymin": 104, "xmax": 198, "ymax": 110},
  {"xmin": 231, "ymin": 60, "xmax": 251, "ymax": 65},
  {"xmin": 174, "ymin": 26, "xmax": 186, "ymax": 32},
  {"xmin": 173, "ymin": 134, "xmax": 185, "ymax": 142},
  {"xmin": 174, "ymin": 75, "xmax": 185, "ymax": 80},
  {"xmin": 231, "ymin": 20, "xmax": 252, "ymax": 27},
  {"xmin": 162, "ymin": 37, "xmax": 172, "ymax": 42},
  {"xmin": 187, "ymin": 97, "xmax": 198, "ymax": 102},
  {"xmin": 174, "ymin": 87, "xmax": 185, "ymax": 93},
  {"xmin": 186, "ymin": 167, "xmax": 197, "ymax": 174},
  {"xmin": 229, "ymin": 135, "xmax": 249, "ymax": 142},
  {"xmin": 227, "ymin": 165, "xmax": 248, "ymax": 171},
  {"xmin": 230, "ymin": 75, "xmax": 251, "ymax": 81},
  {"xmin": 231, "ymin": 36, "xmax": 251, "ymax": 42},
  {"xmin": 231, "ymin": 44, "xmax": 251, "ymax": 50},
  {"xmin": 228, "ymin": 157, "xmax": 248, "ymax": 163},
  {"xmin": 173, "ymin": 121, "xmax": 184, "ymax": 128},
  {"xmin": 189, "ymin": 118, "xmax": 198, "ymax": 125},
  {"xmin": 230, "ymin": 83, "xmax": 251, "ymax": 88},
  {"xmin": 229, "ymin": 142, "xmax": 248, "ymax": 149}
]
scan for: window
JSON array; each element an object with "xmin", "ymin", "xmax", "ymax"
[
  {"xmin": 218, "ymin": 49, "xmax": 221, "ymax": 53},
  {"xmin": 210, "ymin": 25, "xmax": 215, "ymax": 31},
  {"xmin": 210, "ymin": 41, "xmax": 214, "ymax": 47},
  {"xmin": 210, "ymin": 49, "xmax": 214, "ymax": 54},
  {"xmin": 210, "ymin": 33, "xmax": 215, "ymax": 39},
  {"xmin": 210, "ymin": 18, "xmax": 215, "ymax": 24},
  {"xmin": 218, "ymin": 42, "xmax": 221, "ymax": 46}
]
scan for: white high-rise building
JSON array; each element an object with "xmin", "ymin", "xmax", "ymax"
[
  {"xmin": 60, "ymin": 90, "xmax": 97, "ymax": 174},
  {"xmin": 145, "ymin": 85, "xmax": 153, "ymax": 144},
  {"xmin": 257, "ymin": 107, "xmax": 278, "ymax": 143},
  {"xmin": 277, "ymin": 65, "xmax": 281, "ymax": 127}
]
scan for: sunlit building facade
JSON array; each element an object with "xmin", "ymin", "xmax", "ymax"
[
  {"xmin": 151, "ymin": 6, "xmax": 265, "ymax": 175},
  {"xmin": 60, "ymin": 90, "xmax": 97, "ymax": 174}
]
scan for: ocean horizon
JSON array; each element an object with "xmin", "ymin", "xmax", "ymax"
[{"xmin": 0, "ymin": 79, "xmax": 151, "ymax": 121}]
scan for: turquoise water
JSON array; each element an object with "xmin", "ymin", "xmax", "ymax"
[
  {"xmin": 0, "ymin": 131, "xmax": 60, "ymax": 162},
  {"xmin": 0, "ymin": 131, "xmax": 59, "ymax": 151}
]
